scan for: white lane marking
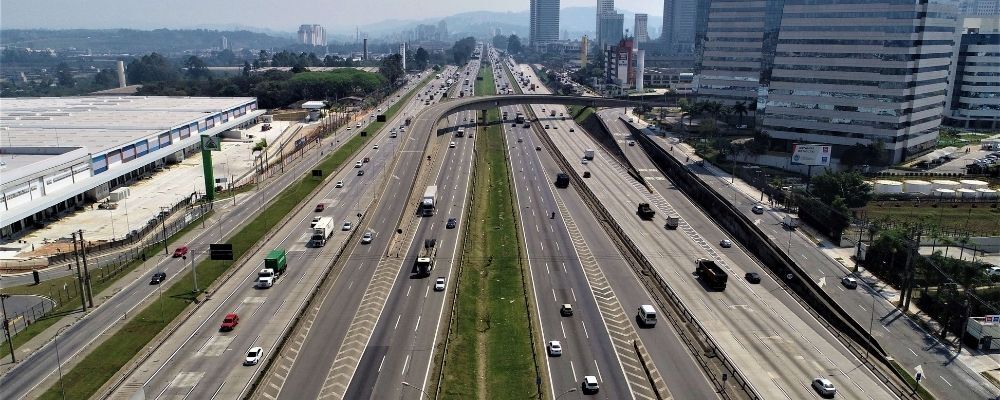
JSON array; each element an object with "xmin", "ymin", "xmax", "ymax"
[
  {"xmin": 378, "ymin": 355, "xmax": 387, "ymax": 372},
  {"xmin": 581, "ymin": 321, "xmax": 590, "ymax": 339},
  {"xmin": 940, "ymin": 376, "xmax": 952, "ymax": 386},
  {"xmin": 570, "ymin": 287, "xmax": 577, "ymax": 303},
  {"xmin": 594, "ymin": 360, "xmax": 603, "ymax": 382},
  {"xmin": 570, "ymin": 361, "xmax": 578, "ymax": 382},
  {"xmin": 406, "ymin": 285, "xmax": 412, "ymax": 297},
  {"xmin": 414, "ymin": 315, "xmax": 421, "ymax": 332},
  {"xmin": 552, "ymin": 289, "xmax": 558, "ymax": 303},
  {"xmin": 395, "ymin": 315, "xmax": 402, "ymax": 330},
  {"xmin": 402, "ymin": 354, "xmax": 411, "ymax": 376}
]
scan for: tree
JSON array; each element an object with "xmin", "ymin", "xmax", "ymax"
[
  {"xmin": 492, "ymin": 34, "xmax": 508, "ymax": 50},
  {"xmin": 215, "ymin": 49, "xmax": 236, "ymax": 66},
  {"xmin": 733, "ymin": 102, "xmax": 748, "ymax": 126},
  {"xmin": 507, "ymin": 35, "xmax": 523, "ymax": 55},
  {"xmin": 413, "ymin": 47, "xmax": 430, "ymax": 70},
  {"xmin": 450, "ymin": 37, "xmax": 477, "ymax": 65},
  {"xmin": 380, "ymin": 53, "xmax": 405, "ymax": 85},
  {"xmin": 242, "ymin": 61, "xmax": 252, "ymax": 77},
  {"xmin": 811, "ymin": 170, "xmax": 873, "ymax": 209},
  {"xmin": 126, "ymin": 53, "xmax": 179, "ymax": 83},
  {"xmin": 184, "ymin": 56, "xmax": 211, "ymax": 80},
  {"xmin": 94, "ymin": 68, "xmax": 119, "ymax": 88},
  {"xmin": 55, "ymin": 62, "xmax": 75, "ymax": 87}
]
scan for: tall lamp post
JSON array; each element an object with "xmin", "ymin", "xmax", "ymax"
[
  {"xmin": 555, "ymin": 388, "xmax": 578, "ymax": 399},
  {"xmin": 1, "ymin": 293, "xmax": 15, "ymax": 363}
]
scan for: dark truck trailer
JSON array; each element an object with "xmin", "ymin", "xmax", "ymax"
[
  {"xmin": 554, "ymin": 173, "xmax": 570, "ymax": 188},
  {"xmin": 636, "ymin": 203, "xmax": 655, "ymax": 220},
  {"xmin": 695, "ymin": 259, "xmax": 727, "ymax": 290}
]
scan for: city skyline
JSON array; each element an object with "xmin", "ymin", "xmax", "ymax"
[{"xmin": 1, "ymin": 0, "xmax": 662, "ymax": 32}]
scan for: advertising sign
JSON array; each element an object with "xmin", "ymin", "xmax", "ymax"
[{"xmin": 791, "ymin": 144, "xmax": 832, "ymax": 166}]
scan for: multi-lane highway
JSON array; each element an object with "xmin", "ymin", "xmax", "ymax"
[
  {"xmin": 95, "ymin": 68, "xmax": 455, "ymax": 399},
  {"xmin": 514, "ymin": 63, "xmax": 899, "ymax": 399},
  {"xmin": 252, "ymin": 57, "xmax": 483, "ymax": 400},
  {"xmin": 618, "ymin": 112, "xmax": 1000, "ymax": 400}
]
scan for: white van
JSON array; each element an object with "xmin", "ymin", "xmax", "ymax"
[{"xmin": 637, "ymin": 305, "xmax": 657, "ymax": 327}]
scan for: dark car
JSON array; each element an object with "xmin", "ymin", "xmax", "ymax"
[
  {"xmin": 446, "ymin": 218, "xmax": 457, "ymax": 229},
  {"xmin": 149, "ymin": 272, "xmax": 167, "ymax": 285},
  {"xmin": 357, "ymin": 170, "xmax": 365, "ymax": 176},
  {"xmin": 744, "ymin": 272, "xmax": 761, "ymax": 284}
]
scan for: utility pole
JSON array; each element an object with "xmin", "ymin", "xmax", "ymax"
[
  {"xmin": 71, "ymin": 232, "xmax": 86, "ymax": 312},
  {"xmin": 188, "ymin": 249, "xmax": 199, "ymax": 293},
  {"xmin": 78, "ymin": 230, "xmax": 94, "ymax": 308},
  {"xmin": 160, "ymin": 206, "xmax": 170, "ymax": 256},
  {"xmin": 1, "ymin": 293, "xmax": 15, "ymax": 363}
]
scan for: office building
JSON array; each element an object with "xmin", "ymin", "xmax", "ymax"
[
  {"xmin": 635, "ymin": 14, "xmax": 650, "ymax": 44},
  {"xmin": 220, "ymin": 36, "xmax": 229, "ymax": 51},
  {"xmin": 530, "ymin": 0, "xmax": 561, "ymax": 47},
  {"xmin": 298, "ymin": 24, "xmax": 327, "ymax": 46},
  {"xmin": 596, "ymin": 0, "xmax": 616, "ymax": 46},
  {"xmin": 945, "ymin": 18, "xmax": 1000, "ymax": 130},
  {"xmin": 660, "ymin": 0, "xmax": 698, "ymax": 54},
  {"xmin": 698, "ymin": 0, "xmax": 959, "ymax": 164},
  {"xmin": 598, "ymin": 13, "xmax": 625, "ymax": 47},
  {"xmin": 960, "ymin": 0, "xmax": 1000, "ymax": 15}
]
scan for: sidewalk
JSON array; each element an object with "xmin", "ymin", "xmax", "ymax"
[{"xmin": 633, "ymin": 114, "xmax": 1000, "ymax": 386}]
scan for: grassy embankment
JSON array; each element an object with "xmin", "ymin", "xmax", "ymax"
[{"xmin": 439, "ymin": 63, "xmax": 538, "ymax": 400}]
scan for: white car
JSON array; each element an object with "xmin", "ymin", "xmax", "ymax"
[
  {"xmin": 342, "ymin": 221, "xmax": 352, "ymax": 231},
  {"xmin": 449, "ymin": 142, "xmax": 456, "ymax": 148},
  {"xmin": 335, "ymin": 181, "xmax": 344, "ymax": 188},
  {"xmin": 811, "ymin": 378, "xmax": 836, "ymax": 397},
  {"xmin": 244, "ymin": 347, "xmax": 263, "ymax": 365},
  {"xmin": 355, "ymin": 161, "xmax": 363, "ymax": 168},
  {"xmin": 582, "ymin": 375, "xmax": 599, "ymax": 394},
  {"xmin": 361, "ymin": 232, "xmax": 373, "ymax": 244},
  {"xmin": 373, "ymin": 144, "xmax": 379, "ymax": 149},
  {"xmin": 434, "ymin": 277, "xmax": 446, "ymax": 291},
  {"xmin": 356, "ymin": 123, "xmax": 362, "ymax": 128},
  {"xmin": 547, "ymin": 340, "xmax": 562, "ymax": 356},
  {"xmin": 720, "ymin": 239, "xmax": 733, "ymax": 248}
]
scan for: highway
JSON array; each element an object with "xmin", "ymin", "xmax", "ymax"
[
  {"xmin": 90, "ymin": 69, "xmax": 453, "ymax": 400},
  {"xmin": 0, "ymin": 72, "xmax": 440, "ymax": 400},
  {"xmin": 515, "ymin": 64, "xmax": 898, "ymax": 399},
  {"xmin": 255, "ymin": 57, "xmax": 482, "ymax": 400},
  {"xmin": 499, "ymin": 55, "xmax": 719, "ymax": 400},
  {"xmin": 619, "ymin": 113, "xmax": 1000, "ymax": 400}
]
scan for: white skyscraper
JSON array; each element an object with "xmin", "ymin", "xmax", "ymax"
[
  {"xmin": 634, "ymin": 14, "xmax": 650, "ymax": 44},
  {"xmin": 596, "ymin": 0, "xmax": 616, "ymax": 46},
  {"xmin": 530, "ymin": 0, "xmax": 561, "ymax": 47}
]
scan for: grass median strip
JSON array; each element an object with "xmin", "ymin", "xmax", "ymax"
[
  {"xmin": 34, "ymin": 75, "xmax": 432, "ymax": 400},
  {"xmin": 440, "ymin": 63, "xmax": 538, "ymax": 400}
]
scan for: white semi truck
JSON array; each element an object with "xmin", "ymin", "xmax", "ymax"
[
  {"xmin": 421, "ymin": 185, "xmax": 437, "ymax": 216},
  {"xmin": 309, "ymin": 217, "xmax": 336, "ymax": 247}
]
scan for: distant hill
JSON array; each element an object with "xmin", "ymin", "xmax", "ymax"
[
  {"xmin": 0, "ymin": 29, "xmax": 295, "ymax": 53},
  {"xmin": 354, "ymin": 7, "xmax": 662, "ymax": 40}
]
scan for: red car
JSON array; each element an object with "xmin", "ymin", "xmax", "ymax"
[
  {"xmin": 220, "ymin": 313, "xmax": 239, "ymax": 331},
  {"xmin": 172, "ymin": 246, "xmax": 189, "ymax": 258},
  {"xmin": 315, "ymin": 203, "xmax": 326, "ymax": 212}
]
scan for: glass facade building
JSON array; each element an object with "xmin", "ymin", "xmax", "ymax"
[
  {"xmin": 530, "ymin": 0, "xmax": 561, "ymax": 47},
  {"xmin": 698, "ymin": 0, "xmax": 959, "ymax": 164}
]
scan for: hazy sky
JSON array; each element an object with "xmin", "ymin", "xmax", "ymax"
[{"xmin": 2, "ymin": 0, "xmax": 661, "ymax": 32}]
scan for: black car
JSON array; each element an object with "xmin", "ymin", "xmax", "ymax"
[
  {"xmin": 150, "ymin": 272, "xmax": 167, "ymax": 285},
  {"xmin": 744, "ymin": 272, "xmax": 761, "ymax": 284},
  {"xmin": 446, "ymin": 218, "xmax": 457, "ymax": 229},
  {"xmin": 357, "ymin": 170, "xmax": 365, "ymax": 176}
]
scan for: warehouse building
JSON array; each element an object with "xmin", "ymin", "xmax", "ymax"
[{"xmin": 0, "ymin": 96, "xmax": 263, "ymax": 238}]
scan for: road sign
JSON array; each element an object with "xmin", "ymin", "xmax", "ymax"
[
  {"xmin": 986, "ymin": 315, "xmax": 1000, "ymax": 324},
  {"xmin": 201, "ymin": 135, "xmax": 222, "ymax": 151},
  {"xmin": 791, "ymin": 143, "xmax": 831, "ymax": 166},
  {"xmin": 209, "ymin": 243, "xmax": 234, "ymax": 260}
]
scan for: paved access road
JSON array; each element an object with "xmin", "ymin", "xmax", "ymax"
[
  {"xmin": 622, "ymin": 114, "xmax": 1000, "ymax": 400},
  {"xmin": 515, "ymin": 65, "xmax": 897, "ymax": 400}
]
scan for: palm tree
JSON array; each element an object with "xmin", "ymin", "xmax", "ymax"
[{"xmin": 733, "ymin": 102, "xmax": 748, "ymax": 127}]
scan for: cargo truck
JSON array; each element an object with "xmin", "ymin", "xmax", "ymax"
[
  {"xmin": 554, "ymin": 173, "xmax": 570, "ymax": 188},
  {"xmin": 415, "ymin": 239, "xmax": 437, "ymax": 276},
  {"xmin": 550, "ymin": 109, "xmax": 556, "ymax": 117},
  {"xmin": 637, "ymin": 203, "xmax": 656, "ymax": 220},
  {"xmin": 257, "ymin": 249, "xmax": 288, "ymax": 288},
  {"xmin": 695, "ymin": 259, "xmax": 728, "ymax": 290},
  {"xmin": 421, "ymin": 186, "xmax": 438, "ymax": 216},
  {"xmin": 515, "ymin": 112, "xmax": 525, "ymax": 124},
  {"xmin": 782, "ymin": 216, "xmax": 799, "ymax": 229},
  {"xmin": 309, "ymin": 217, "xmax": 336, "ymax": 247},
  {"xmin": 664, "ymin": 216, "xmax": 680, "ymax": 229},
  {"xmin": 583, "ymin": 149, "xmax": 595, "ymax": 160}
]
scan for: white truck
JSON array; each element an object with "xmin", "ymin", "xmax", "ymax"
[
  {"xmin": 782, "ymin": 216, "xmax": 800, "ymax": 229},
  {"xmin": 421, "ymin": 185, "xmax": 438, "ymax": 216},
  {"xmin": 415, "ymin": 238, "xmax": 437, "ymax": 276},
  {"xmin": 309, "ymin": 216, "xmax": 336, "ymax": 247},
  {"xmin": 583, "ymin": 149, "xmax": 595, "ymax": 160},
  {"xmin": 256, "ymin": 267, "xmax": 279, "ymax": 289}
]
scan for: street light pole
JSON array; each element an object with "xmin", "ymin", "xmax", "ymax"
[
  {"xmin": 0, "ymin": 293, "xmax": 15, "ymax": 363},
  {"xmin": 555, "ymin": 388, "xmax": 578, "ymax": 399},
  {"xmin": 400, "ymin": 381, "xmax": 429, "ymax": 399},
  {"xmin": 53, "ymin": 326, "xmax": 68, "ymax": 400},
  {"xmin": 160, "ymin": 206, "xmax": 170, "ymax": 257}
]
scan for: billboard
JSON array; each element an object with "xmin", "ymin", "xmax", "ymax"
[{"xmin": 791, "ymin": 144, "xmax": 832, "ymax": 166}]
